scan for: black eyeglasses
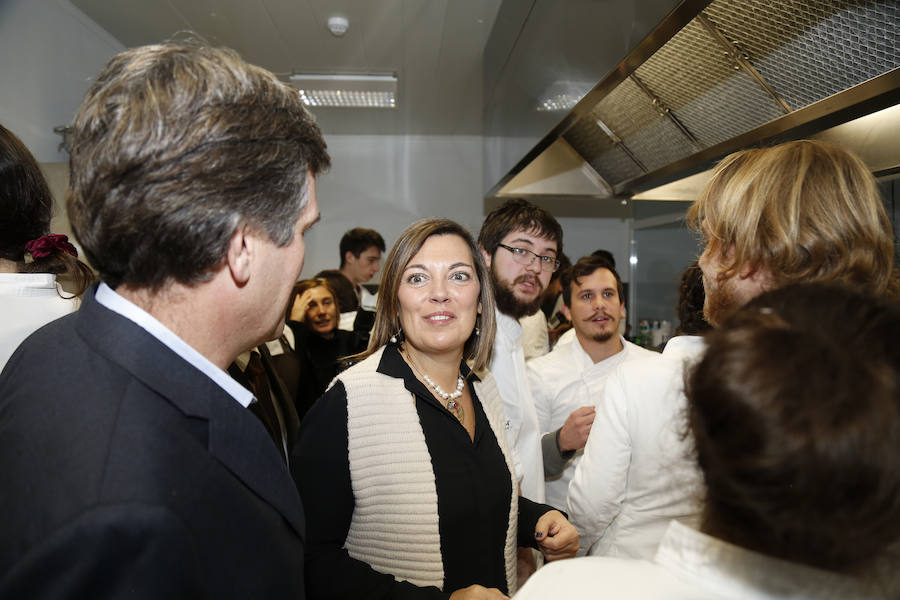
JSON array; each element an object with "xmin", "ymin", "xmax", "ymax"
[{"xmin": 497, "ymin": 244, "xmax": 560, "ymax": 273}]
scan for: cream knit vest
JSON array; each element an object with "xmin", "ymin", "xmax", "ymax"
[{"xmin": 340, "ymin": 346, "xmax": 518, "ymax": 594}]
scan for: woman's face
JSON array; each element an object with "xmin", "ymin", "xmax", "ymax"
[{"xmin": 397, "ymin": 234, "xmax": 481, "ymax": 360}]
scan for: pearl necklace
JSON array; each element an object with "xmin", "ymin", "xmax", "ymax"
[
  {"xmin": 402, "ymin": 347, "xmax": 466, "ymax": 422},
  {"xmin": 422, "ymin": 373, "xmax": 465, "ymax": 413}
]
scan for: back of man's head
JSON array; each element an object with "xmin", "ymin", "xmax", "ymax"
[
  {"xmin": 315, "ymin": 269, "xmax": 359, "ymax": 313},
  {"xmin": 560, "ymin": 255, "xmax": 622, "ymax": 308},
  {"xmin": 478, "ymin": 199, "xmax": 563, "ymax": 257},
  {"xmin": 686, "ymin": 282, "xmax": 900, "ymax": 574},
  {"xmin": 67, "ymin": 42, "xmax": 330, "ymax": 291},
  {"xmin": 687, "ymin": 140, "xmax": 897, "ymax": 296},
  {"xmin": 590, "ymin": 249, "xmax": 615, "ymax": 268},
  {"xmin": 675, "ymin": 261, "xmax": 712, "ymax": 336},
  {"xmin": 339, "ymin": 228, "xmax": 385, "ymax": 267}
]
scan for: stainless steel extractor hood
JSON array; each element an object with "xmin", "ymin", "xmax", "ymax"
[{"xmin": 490, "ymin": 0, "xmax": 900, "ymax": 200}]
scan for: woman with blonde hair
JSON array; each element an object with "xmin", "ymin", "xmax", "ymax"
[
  {"xmin": 0, "ymin": 124, "xmax": 93, "ymax": 368},
  {"xmin": 293, "ymin": 218, "xmax": 577, "ymax": 599}
]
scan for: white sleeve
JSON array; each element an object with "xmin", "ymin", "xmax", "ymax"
[
  {"xmin": 566, "ymin": 370, "xmax": 632, "ymax": 555},
  {"xmin": 527, "ymin": 361, "xmax": 553, "ymax": 434}
]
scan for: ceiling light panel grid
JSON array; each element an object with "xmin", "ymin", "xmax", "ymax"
[
  {"xmin": 703, "ymin": 0, "xmax": 900, "ymax": 110},
  {"xmin": 634, "ymin": 17, "xmax": 786, "ymax": 148}
]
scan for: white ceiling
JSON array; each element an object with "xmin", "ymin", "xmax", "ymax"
[{"xmin": 71, "ymin": 0, "xmax": 503, "ymax": 135}]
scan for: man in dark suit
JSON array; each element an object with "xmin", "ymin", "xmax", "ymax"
[{"xmin": 0, "ymin": 42, "xmax": 329, "ymax": 597}]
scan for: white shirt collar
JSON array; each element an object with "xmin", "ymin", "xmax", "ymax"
[
  {"xmin": 662, "ymin": 335, "xmax": 707, "ymax": 365},
  {"xmin": 94, "ymin": 282, "xmax": 255, "ymax": 408},
  {"xmin": 495, "ymin": 309, "xmax": 523, "ymax": 346},
  {"xmin": 656, "ymin": 521, "xmax": 882, "ymax": 599},
  {"xmin": 0, "ymin": 272, "xmax": 59, "ymax": 296}
]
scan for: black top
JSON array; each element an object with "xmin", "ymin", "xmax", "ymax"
[
  {"xmin": 292, "ymin": 343, "xmax": 553, "ymax": 599},
  {"xmin": 288, "ymin": 323, "xmax": 367, "ymax": 420},
  {"xmin": 0, "ymin": 286, "xmax": 304, "ymax": 599}
]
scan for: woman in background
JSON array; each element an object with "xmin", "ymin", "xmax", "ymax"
[
  {"xmin": 286, "ymin": 278, "xmax": 367, "ymax": 419},
  {"xmin": 294, "ymin": 218, "xmax": 577, "ymax": 599},
  {"xmin": 0, "ymin": 124, "xmax": 93, "ymax": 369}
]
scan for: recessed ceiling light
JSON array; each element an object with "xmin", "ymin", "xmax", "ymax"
[{"xmin": 288, "ymin": 73, "xmax": 397, "ymax": 108}]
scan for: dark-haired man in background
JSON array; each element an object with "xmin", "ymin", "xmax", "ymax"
[
  {"xmin": 338, "ymin": 227, "xmax": 385, "ymax": 311},
  {"xmin": 0, "ymin": 43, "xmax": 330, "ymax": 597}
]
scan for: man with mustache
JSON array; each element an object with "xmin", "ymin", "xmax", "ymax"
[
  {"xmin": 567, "ymin": 139, "xmax": 898, "ymax": 561},
  {"xmin": 527, "ymin": 255, "xmax": 655, "ymax": 510},
  {"xmin": 478, "ymin": 199, "xmax": 563, "ymax": 508}
]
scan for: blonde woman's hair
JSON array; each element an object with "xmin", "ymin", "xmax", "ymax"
[
  {"xmin": 361, "ymin": 218, "xmax": 496, "ymax": 373},
  {"xmin": 687, "ymin": 140, "xmax": 898, "ymax": 297}
]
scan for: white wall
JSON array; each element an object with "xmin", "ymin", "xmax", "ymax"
[
  {"xmin": 555, "ymin": 216, "xmax": 631, "ymax": 282},
  {"xmin": 0, "ymin": 0, "xmax": 123, "ymax": 162},
  {"xmin": 1, "ymin": 0, "xmax": 632, "ymax": 287},
  {"xmin": 301, "ymin": 134, "xmax": 485, "ymax": 281},
  {"xmin": 302, "ymin": 134, "xmax": 633, "ymax": 285}
]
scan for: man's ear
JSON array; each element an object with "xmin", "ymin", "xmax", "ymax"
[
  {"xmin": 226, "ymin": 226, "xmax": 252, "ymax": 286},
  {"xmin": 738, "ymin": 262, "xmax": 771, "ymax": 285},
  {"xmin": 344, "ymin": 250, "xmax": 356, "ymax": 266},
  {"xmin": 740, "ymin": 263, "xmax": 775, "ymax": 296},
  {"xmin": 480, "ymin": 245, "xmax": 491, "ymax": 268},
  {"xmin": 560, "ymin": 304, "xmax": 571, "ymax": 321}
]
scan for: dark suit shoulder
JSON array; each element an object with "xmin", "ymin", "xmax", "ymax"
[
  {"xmin": 0, "ymin": 297, "xmax": 306, "ymax": 598},
  {"xmin": 1, "ymin": 503, "xmax": 203, "ymax": 598}
]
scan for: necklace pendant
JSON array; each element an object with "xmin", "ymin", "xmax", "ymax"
[{"xmin": 447, "ymin": 399, "xmax": 458, "ymax": 411}]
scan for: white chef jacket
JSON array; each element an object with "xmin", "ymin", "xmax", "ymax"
[
  {"xmin": 489, "ymin": 309, "xmax": 545, "ymax": 503},
  {"xmin": 567, "ymin": 337, "xmax": 705, "ymax": 559},
  {"xmin": 527, "ymin": 335, "xmax": 656, "ymax": 509},
  {"xmin": 661, "ymin": 334, "xmax": 706, "ymax": 366},
  {"xmin": 0, "ymin": 273, "xmax": 78, "ymax": 371},
  {"xmin": 514, "ymin": 520, "xmax": 884, "ymax": 600},
  {"xmin": 519, "ymin": 310, "xmax": 549, "ymax": 361}
]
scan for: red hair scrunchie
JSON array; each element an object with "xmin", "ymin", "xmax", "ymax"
[{"xmin": 24, "ymin": 234, "xmax": 78, "ymax": 259}]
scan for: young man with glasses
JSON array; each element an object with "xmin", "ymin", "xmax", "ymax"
[{"xmin": 478, "ymin": 199, "xmax": 563, "ymax": 510}]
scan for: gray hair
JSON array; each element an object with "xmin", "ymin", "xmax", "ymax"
[{"xmin": 67, "ymin": 41, "xmax": 330, "ymax": 290}]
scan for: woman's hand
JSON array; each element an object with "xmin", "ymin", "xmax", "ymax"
[
  {"xmin": 534, "ymin": 510, "xmax": 579, "ymax": 561},
  {"xmin": 449, "ymin": 584, "xmax": 509, "ymax": 599},
  {"xmin": 292, "ymin": 289, "xmax": 316, "ymax": 322}
]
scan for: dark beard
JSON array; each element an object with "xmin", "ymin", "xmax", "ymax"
[
  {"xmin": 590, "ymin": 330, "xmax": 616, "ymax": 343},
  {"xmin": 703, "ymin": 277, "xmax": 738, "ymax": 328},
  {"xmin": 491, "ymin": 269, "xmax": 543, "ymax": 319}
]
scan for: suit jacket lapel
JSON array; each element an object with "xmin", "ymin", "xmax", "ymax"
[{"xmin": 74, "ymin": 287, "xmax": 305, "ymax": 538}]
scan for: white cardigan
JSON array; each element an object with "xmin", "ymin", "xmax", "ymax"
[{"xmin": 340, "ymin": 346, "xmax": 518, "ymax": 593}]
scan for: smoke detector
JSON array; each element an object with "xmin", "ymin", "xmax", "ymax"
[{"xmin": 327, "ymin": 16, "xmax": 349, "ymax": 37}]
